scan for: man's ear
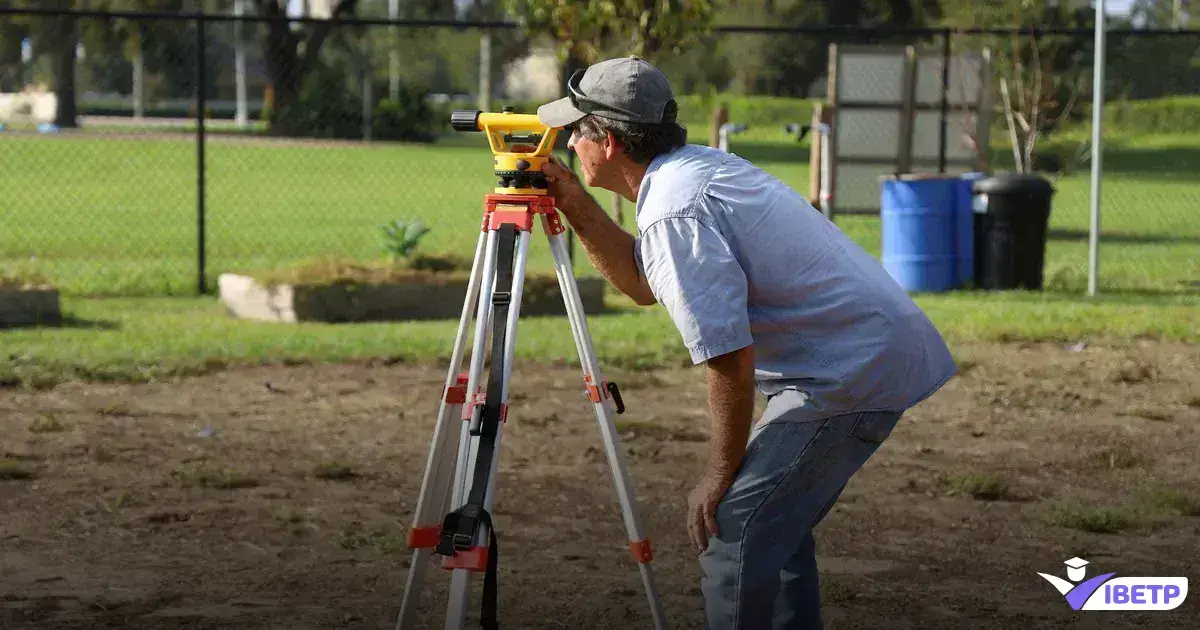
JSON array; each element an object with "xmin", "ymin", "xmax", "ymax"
[{"xmin": 603, "ymin": 130, "xmax": 623, "ymax": 160}]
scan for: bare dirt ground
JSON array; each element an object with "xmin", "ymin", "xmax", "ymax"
[{"xmin": 3, "ymin": 340, "xmax": 1199, "ymax": 630}]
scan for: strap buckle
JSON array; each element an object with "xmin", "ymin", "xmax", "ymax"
[{"xmin": 435, "ymin": 508, "xmax": 483, "ymax": 557}]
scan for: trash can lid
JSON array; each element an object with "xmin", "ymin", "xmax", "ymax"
[{"xmin": 972, "ymin": 172, "xmax": 1055, "ymax": 196}]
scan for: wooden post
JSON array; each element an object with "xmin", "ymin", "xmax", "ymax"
[
  {"xmin": 824, "ymin": 43, "xmax": 840, "ymax": 221},
  {"xmin": 896, "ymin": 45, "xmax": 918, "ymax": 175},
  {"xmin": 611, "ymin": 191, "xmax": 624, "ymax": 226},
  {"xmin": 809, "ymin": 103, "xmax": 823, "ymax": 207},
  {"xmin": 709, "ymin": 104, "xmax": 729, "ymax": 148}
]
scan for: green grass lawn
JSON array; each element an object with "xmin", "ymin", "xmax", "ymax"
[
  {"xmin": 2, "ymin": 290, "xmax": 1197, "ymax": 389},
  {"xmin": 2, "ymin": 124, "xmax": 1197, "ymax": 297},
  {"xmin": 0, "ymin": 120, "xmax": 1197, "ymax": 387}
]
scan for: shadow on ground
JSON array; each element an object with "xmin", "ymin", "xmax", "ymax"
[
  {"xmin": 1048, "ymin": 229, "xmax": 1200, "ymax": 246},
  {"xmin": 0, "ymin": 315, "xmax": 120, "ymax": 332}
]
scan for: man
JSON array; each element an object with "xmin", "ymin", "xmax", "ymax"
[{"xmin": 535, "ymin": 56, "xmax": 956, "ymax": 629}]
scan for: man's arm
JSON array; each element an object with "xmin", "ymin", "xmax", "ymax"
[
  {"xmin": 542, "ymin": 159, "xmax": 656, "ymax": 305},
  {"xmin": 703, "ymin": 344, "xmax": 757, "ymax": 482},
  {"xmin": 561, "ymin": 191, "xmax": 657, "ymax": 306}
]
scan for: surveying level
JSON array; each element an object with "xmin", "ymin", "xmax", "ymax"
[
  {"xmin": 450, "ymin": 107, "xmax": 560, "ymax": 195},
  {"xmin": 393, "ymin": 108, "xmax": 668, "ymax": 630}
]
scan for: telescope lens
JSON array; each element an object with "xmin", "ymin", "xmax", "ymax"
[{"xmin": 451, "ymin": 110, "xmax": 482, "ymax": 132}]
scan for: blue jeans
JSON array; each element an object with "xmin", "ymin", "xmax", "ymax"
[{"xmin": 698, "ymin": 392, "xmax": 904, "ymax": 630}]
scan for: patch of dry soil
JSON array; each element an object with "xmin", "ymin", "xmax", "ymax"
[{"xmin": 2, "ymin": 340, "xmax": 1199, "ymax": 629}]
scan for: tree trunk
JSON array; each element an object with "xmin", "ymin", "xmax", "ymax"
[
  {"xmin": 256, "ymin": 0, "xmax": 359, "ymax": 131},
  {"xmin": 52, "ymin": 14, "xmax": 78, "ymax": 128},
  {"xmin": 261, "ymin": 17, "xmax": 303, "ymax": 127}
]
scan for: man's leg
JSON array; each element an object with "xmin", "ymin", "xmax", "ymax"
[
  {"xmin": 697, "ymin": 399, "xmax": 903, "ymax": 630},
  {"xmin": 771, "ymin": 483, "xmax": 846, "ymax": 629},
  {"xmin": 771, "ymin": 409, "xmax": 904, "ymax": 630}
]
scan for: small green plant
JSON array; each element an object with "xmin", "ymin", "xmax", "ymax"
[
  {"xmin": 0, "ymin": 459, "xmax": 35, "ymax": 480},
  {"xmin": 313, "ymin": 459, "xmax": 358, "ymax": 480},
  {"xmin": 381, "ymin": 219, "xmax": 430, "ymax": 264},
  {"xmin": 946, "ymin": 472, "xmax": 1012, "ymax": 501},
  {"xmin": 1046, "ymin": 502, "xmax": 1136, "ymax": 534}
]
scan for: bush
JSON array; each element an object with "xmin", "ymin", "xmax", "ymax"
[
  {"xmin": 374, "ymin": 89, "xmax": 445, "ymax": 143},
  {"xmin": 482, "ymin": 94, "xmax": 819, "ymax": 129},
  {"xmin": 676, "ymin": 94, "xmax": 819, "ymax": 127},
  {"xmin": 268, "ymin": 60, "xmax": 442, "ymax": 143},
  {"xmin": 1104, "ymin": 96, "xmax": 1200, "ymax": 136}
]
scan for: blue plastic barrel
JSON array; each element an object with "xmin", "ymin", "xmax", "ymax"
[{"xmin": 880, "ymin": 176, "xmax": 963, "ymax": 292}]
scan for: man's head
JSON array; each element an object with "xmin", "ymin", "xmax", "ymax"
[{"xmin": 537, "ymin": 56, "xmax": 687, "ymax": 193}]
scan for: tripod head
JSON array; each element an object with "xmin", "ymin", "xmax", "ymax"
[{"xmin": 451, "ymin": 107, "xmax": 561, "ymax": 195}]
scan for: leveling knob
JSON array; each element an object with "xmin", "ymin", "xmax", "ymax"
[{"xmin": 451, "ymin": 109, "xmax": 481, "ymax": 132}]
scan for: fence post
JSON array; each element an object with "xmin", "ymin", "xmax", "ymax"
[
  {"xmin": 196, "ymin": 12, "xmax": 208, "ymax": 295},
  {"xmin": 1088, "ymin": 0, "xmax": 1108, "ymax": 297}
]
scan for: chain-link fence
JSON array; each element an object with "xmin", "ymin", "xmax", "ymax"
[{"xmin": 1, "ymin": 7, "xmax": 1197, "ymax": 297}]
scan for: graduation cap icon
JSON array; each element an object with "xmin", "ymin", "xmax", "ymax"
[{"xmin": 1064, "ymin": 557, "xmax": 1089, "ymax": 582}]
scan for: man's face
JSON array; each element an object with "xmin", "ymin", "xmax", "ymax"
[{"xmin": 566, "ymin": 123, "xmax": 613, "ymax": 189}]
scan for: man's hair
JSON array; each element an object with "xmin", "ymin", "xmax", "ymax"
[{"xmin": 574, "ymin": 101, "xmax": 688, "ymax": 164}]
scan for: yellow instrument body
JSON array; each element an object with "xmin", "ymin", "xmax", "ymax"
[{"xmin": 452, "ymin": 109, "xmax": 562, "ymax": 195}]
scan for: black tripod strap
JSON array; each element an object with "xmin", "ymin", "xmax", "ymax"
[
  {"xmin": 434, "ymin": 222, "xmax": 517, "ymax": 630},
  {"xmin": 472, "ymin": 221, "xmax": 516, "ymax": 494},
  {"xmin": 470, "ymin": 222, "xmax": 514, "ymax": 629},
  {"xmin": 481, "ymin": 525, "xmax": 499, "ymax": 630}
]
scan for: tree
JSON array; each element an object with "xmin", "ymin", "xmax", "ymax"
[
  {"xmin": 0, "ymin": 0, "xmax": 81, "ymax": 126},
  {"xmin": 250, "ymin": 0, "xmax": 360, "ymax": 130},
  {"xmin": 941, "ymin": 0, "xmax": 1093, "ymax": 174},
  {"xmin": 0, "ymin": 0, "xmax": 196, "ymax": 127},
  {"xmin": 1130, "ymin": 0, "xmax": 1192, "ymax": 28},
  {"xmin": 502, "ymin": 0, "xmax": 715, "ymax": 66}
]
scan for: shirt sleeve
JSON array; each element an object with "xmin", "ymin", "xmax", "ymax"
[{"xmin": 637, "ymin": 216, "xmax": 753, "ymax": 364}]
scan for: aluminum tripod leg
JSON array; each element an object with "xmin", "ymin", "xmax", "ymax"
[
  {"xmin": 441, "ymin": 223, "xmax": 532, "ymax": 630},
  {"xmin": 395, "ymin": 230, "xmax": 489, "ymax": 630},
  {"xmin": 543, "ymin": 217, "xmax": 668, "ymax": 630}
]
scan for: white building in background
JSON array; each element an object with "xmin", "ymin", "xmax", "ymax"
[
  {"xmin": 503, "ymin": 45, "xmax": 563, "ymax": 103},
  {"xmin": 305, "ymin": 0, "xmax": 335, "ymax": 19},
  {"xmin": 287, "ymin": 0, "xmax": 334, "ymax": 19}
]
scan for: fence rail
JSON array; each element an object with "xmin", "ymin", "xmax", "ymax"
[{"xmin": 2, "ymin": 8, "xmax": 1198, "ymax": 298}]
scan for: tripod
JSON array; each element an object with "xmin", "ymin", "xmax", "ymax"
[{"xmin": 393, "ymin": 113, "xmax": 668, "ymax": 629}]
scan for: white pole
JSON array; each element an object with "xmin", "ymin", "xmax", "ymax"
[
  {"xmin": 818, "ymin": 123, "xmax": 833, "ymax": 221},
  {"xmin": 1088, "ymin": 0, "xmax": 1106, "ymax": 297},
  {"xmin": 389, "ymin": 0, "xmax": 399, "ymax": 102},
  {"xmin": 234, "ymin": 0, "xmax": 248, "ymax": 129},
  {"xmin": 478, "ymin": 31, "xmax": 492, "ymax": 111},
  {"xmin": 133, "ymin": 29, "xmax": 144, "ymax": 120}
]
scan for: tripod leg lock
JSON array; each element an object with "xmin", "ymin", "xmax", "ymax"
[
  {"xmin": 586, "ymin": 380, "xmax": 626, "ymax": 414},
  {"xmin": 465, "ymin": 395, "xmax": 509, "ymax": 433},
  {"xmin": 606, "ymin": 381, "xmax": 625, "ymax": 414}
]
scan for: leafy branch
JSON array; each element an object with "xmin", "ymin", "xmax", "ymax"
[{"xmin": 503, "ymin": 0, "xmax": 714, "ymax": 64}]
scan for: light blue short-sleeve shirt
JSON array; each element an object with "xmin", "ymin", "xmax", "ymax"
[{"xmin": 633, "ymin": 143, "xmax": 957, "ymax": 422}]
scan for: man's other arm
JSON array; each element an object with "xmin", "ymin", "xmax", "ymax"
[
  {"xmin": 703, "ymin": 344, "xmax": 757, "ymax": 482},
  {"xmin": 636, "ymin": 215, "xmax": 756, "ymax": 480}
]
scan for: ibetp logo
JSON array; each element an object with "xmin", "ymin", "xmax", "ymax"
[{"xmin": 1038, "ymin": 557, "xmax": 1188, "ymax": 611}]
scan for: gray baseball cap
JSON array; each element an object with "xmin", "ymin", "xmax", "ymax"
[{"xmin": 537, "ymin": 56, "xmax": 677, "ymax": 128}]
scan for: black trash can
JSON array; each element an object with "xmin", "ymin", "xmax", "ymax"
[{"xmin": 971, "ymin": 173, "xmax": 1055, "ymax": 290}]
